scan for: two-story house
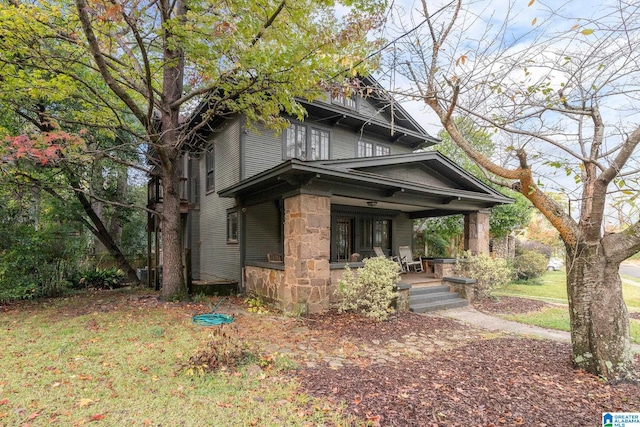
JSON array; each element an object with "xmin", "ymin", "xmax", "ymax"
[{"xmin": 148, "ymin": 77, "xmax": 511, "ymax": 313}]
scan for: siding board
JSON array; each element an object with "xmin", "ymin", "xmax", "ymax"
[
  {"xmin": 198, "ymin": 118, "xmax": 242, "ymax": 282},
  {"xmin": 244, "ymin": 200, "xmax": 282, "ymax": 260}
]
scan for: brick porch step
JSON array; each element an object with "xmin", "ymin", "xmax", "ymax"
[{"xmin": 409, "ymin": 284, "xmax": 469, "ymax": 313}]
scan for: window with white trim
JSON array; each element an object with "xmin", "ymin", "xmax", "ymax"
[{"xmin": 284, "ymin": 124, "xmax": 330, "ymax": 160}]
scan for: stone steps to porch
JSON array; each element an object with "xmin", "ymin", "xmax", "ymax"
[{"xmin": 408, "ymin": 284, "xmax": 469, "ymax": 313}]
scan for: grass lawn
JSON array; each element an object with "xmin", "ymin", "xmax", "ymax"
[
  {"xmin": 495, "ymin": 270, "xmax": 640, "ymax": 342},
  {"xmin": 496, "ymin": 270, "xmax": 640, "ymax": 309},
  {"xmin": 0, "ymin": 289, "xmax": 352, "ymax": 426},
  {"xmin": 503, "ymin": 306, "xmax": 640, "ymax": 343}
]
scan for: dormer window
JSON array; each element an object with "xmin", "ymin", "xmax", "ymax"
[{"xmin": 331, "ymin": 94, "xmax": 357, "ymax": 109}]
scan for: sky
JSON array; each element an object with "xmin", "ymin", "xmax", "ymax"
[{"xmin": 376, "ymin": 0, "xmax": 640, "ymax": 227}]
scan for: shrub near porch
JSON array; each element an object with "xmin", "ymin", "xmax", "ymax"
[{"xmin": 335, "ymin": 257, "xmax": 400, "ymax": 321}]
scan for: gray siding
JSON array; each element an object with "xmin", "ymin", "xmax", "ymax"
[
  {"xmin": 243, "ymin": 123, "xmax": 283, "ymax": 178},
  {"xmin": 357, "ymin": 95, "xmax": 386, "ymax": 121},
  {"xmin": 188, "ymin": 210, "xmax": 201, "ymax": 280},
  {"xmin": 359, "ymin": 164, "xmax": 459, "ymax": 188},
  {"xmin": 329, "ymin": 126, "xmax": 359, "ymax": 159},
  {"xmin": 198, "ymin": 118, "xmax": 242, "ymax": 282},
  {"xmin": 244, "ymin": 200, "xmax": 282, "ymax": 260}
]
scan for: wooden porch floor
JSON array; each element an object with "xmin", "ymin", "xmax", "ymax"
[{"xmin": 398, "ymin": 272, "xmax": 443, "ymax": 288}]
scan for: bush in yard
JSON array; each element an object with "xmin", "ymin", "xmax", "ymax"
[
  {"xmin": 0, "ymin": 225, "xmax": 85, "ymax": 303},
  {"xmin": 455, "ymin": 251, "xmax": 514, "ymax": 299},
  {"xmin": 74, "ymin": 267, "xmax": 126, "ymax": 289},
  {"xmin": 182, "ymin": 326, "xmax": 254, "ymax": 375},
  {"xmin": 335, "ymin": 256, "xmax": 400, "ymax": 321},
  {"xmin": 513, "ymin": 250, "xmax": 548, "ymax": 281}
]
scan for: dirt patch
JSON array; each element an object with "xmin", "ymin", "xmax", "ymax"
[{"xmin": 473, "ymin": 296, "xmax": 547, "ymax": 314}]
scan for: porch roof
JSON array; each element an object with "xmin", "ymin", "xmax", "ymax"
[{"xmin": 218, "ymin": 152, "xmax": 512, "ymax": 217}]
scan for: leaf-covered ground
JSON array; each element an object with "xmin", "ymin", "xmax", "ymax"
[
  {"xmin": 1, "ymin": 291, "xmax": 639, "ymax": 426},
  {"xmin": 295, "ymin": 297, "xmax": 640, "ymax": 427}
]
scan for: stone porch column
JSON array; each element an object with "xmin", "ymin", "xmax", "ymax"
[
  {"xmin": 464, "ymin": 209, "xmax": 490, "ymax": 255},
  {"xmin": 283, "ymin": 193, "xmax": 331, "ymax": 313}
]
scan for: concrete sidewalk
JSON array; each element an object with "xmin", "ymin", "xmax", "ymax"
[{"xmin": 441, "ymin": 306, "xmax": 640, "ymax": 353}]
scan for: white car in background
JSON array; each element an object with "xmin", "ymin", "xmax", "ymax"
[{"xmin": 547, "ymin": 258, "xmax": 564, "ymax": 271}]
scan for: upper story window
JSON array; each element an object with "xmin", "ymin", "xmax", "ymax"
[
  {"xmin": 357, "ymin": 140, "xmax": 390, "ymax": 157},
  {"xmin": 310, "ymin": 129, "xmax": 329, "ymax": 160},
  {"xmin": 331, "ymin": 94, "xmax": 357, "ymax": 109},
  {"xmin": 357, "ymin": 140, "xmax": 373, "ymax": 157},
  {"xmin": 205, "ymin": 145, "xmax": 215, "ymax": 191},
  {"xmin": 284, "ymin": 123, "xmax": 330, "ymax": 160},
  {"xmin": 376, "ymin": 145, "xmax": 391, "ymax": 156}
]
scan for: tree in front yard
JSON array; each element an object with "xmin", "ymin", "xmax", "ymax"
[{"xmin": 392, "ymin": 0, "xmax": 640, "ymax": 379}]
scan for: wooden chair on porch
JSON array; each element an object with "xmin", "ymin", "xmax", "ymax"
[
  {"xmin": 398, "ymin": 246, "xmax": 424, "ymax": 273},
  {"xmin": 373, "ymin": 246, "xmax": 405, "ymax": 272}
]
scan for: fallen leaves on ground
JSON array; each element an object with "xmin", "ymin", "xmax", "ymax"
[
  {"xmin": 473, "ymin": 296, "xmax": 547, "ymax": 314},
  {"xmin": 296, "ymin": 337, "xmax": 640, "ymax": 427}
]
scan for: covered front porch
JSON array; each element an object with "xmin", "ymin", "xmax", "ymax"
[{"xmin": 219, "ymin": 153, "xmax": 511, "ymax": 313}]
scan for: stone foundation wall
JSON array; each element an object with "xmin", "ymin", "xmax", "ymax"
[
  {"xmin": 244, "ymin": 266, "xmax": 285, "ymax": 306},
  {"xmin": 447, "ymin": 282, "xmax": 476, "ymax": 302}
]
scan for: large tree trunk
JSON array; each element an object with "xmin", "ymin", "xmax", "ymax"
[
  {"xmin": 566, "ymin": 243, "xmax": 635, "ymax": 380},
  {"xmin": 158, "ymin": 157, "xmax": 187, "ymax": 300}
]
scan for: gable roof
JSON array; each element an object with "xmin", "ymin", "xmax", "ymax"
[
  {"xmin": 311, "ymin": 151, "xmax": 502, "ymax": 196},
  {"xmin": 297, "ymin": 75, "xmax": 438, "ymax": 150},
  {"xmin": 184, "ymin": 76, "xmax": 439, "ymax": 150}
]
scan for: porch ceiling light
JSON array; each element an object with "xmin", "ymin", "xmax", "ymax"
[{"xmin": 367, "ymin": 200, "xmax": 378, "ymax": 207}]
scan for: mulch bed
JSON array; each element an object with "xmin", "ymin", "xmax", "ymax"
[
  {"xmin": 296, "ymin": 337, "xmax": 640, "ymax": 427},
  {"xmin": 295, "ymin": 298, "xmax": 640, "ymax": 426}
]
